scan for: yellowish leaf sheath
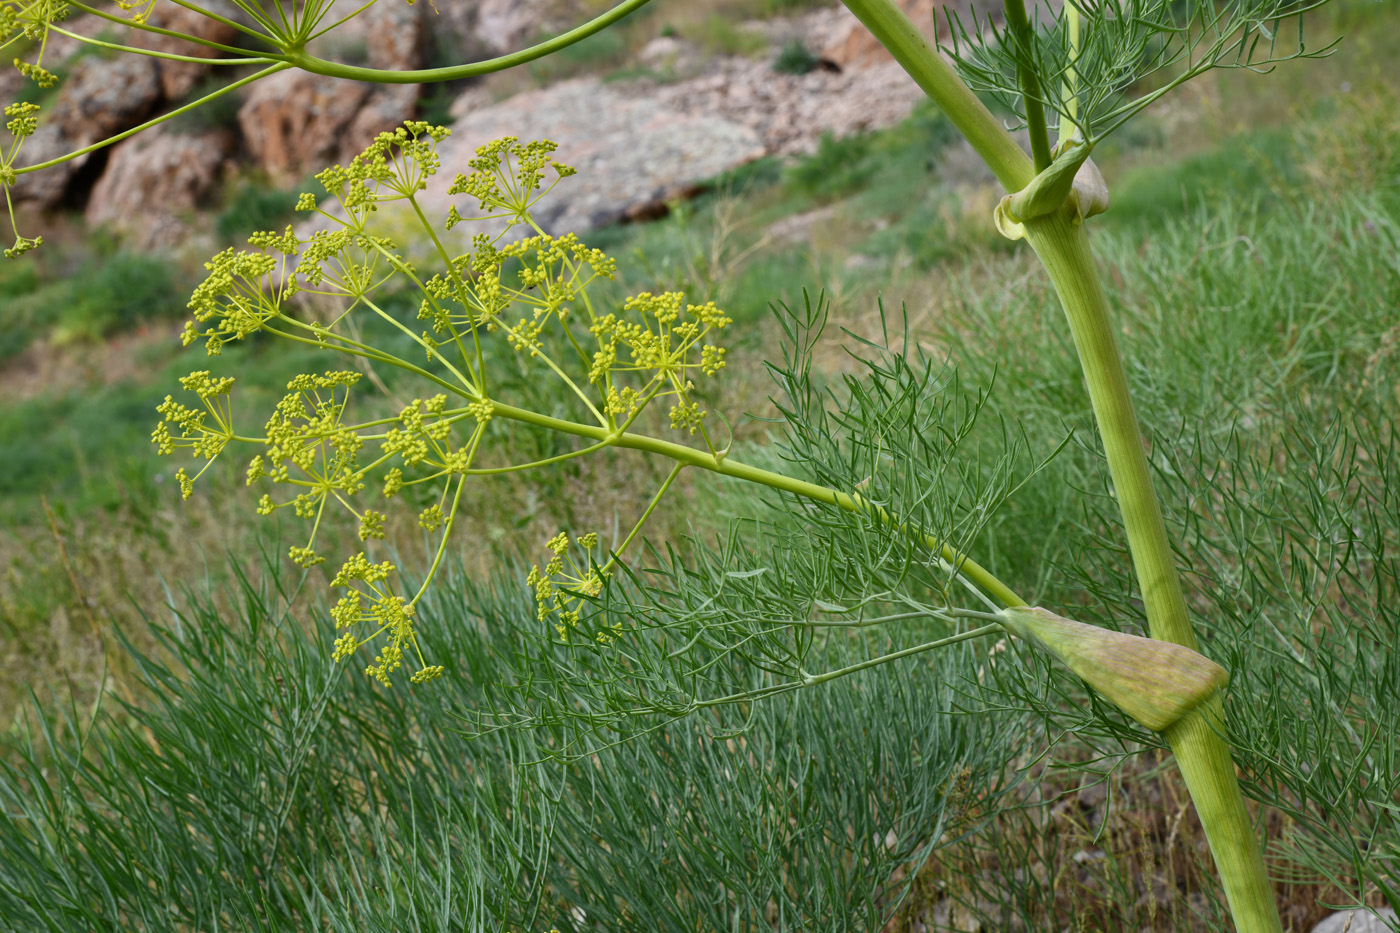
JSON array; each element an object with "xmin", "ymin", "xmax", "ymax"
[{"xmin": 1000, "ymin": 605, "xmax": 1228, "ymax": 731}]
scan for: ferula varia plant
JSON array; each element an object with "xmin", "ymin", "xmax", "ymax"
[
  {"xmin": 152, "ymin": 120, "xmax": 1245, "ymax": 920},
  {"xmin": 6, "ymin": 0, "xmax": 1367, "ymax": 927}
]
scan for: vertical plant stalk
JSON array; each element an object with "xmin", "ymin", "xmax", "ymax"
[
  {"xmin": 1057, "ymin": 2, "xmax": 1081, "ymax": 148},
  {"xmin": 838, "ymin": 1, "xmax": 1281, "ymax": 928},
  {"xmin": 839, "ymin": 0, "xmax": 1035, "ymax": 192},
  {"xmin": 1021, "ymin": 210, "xmax": 1282, "ymax": 933},
  {"xmin": 1001, "ymin": 0, "xmax": 1054, "ymax": 170}
]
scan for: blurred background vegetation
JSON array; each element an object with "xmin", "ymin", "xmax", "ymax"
[{"xmin": 0, "ymin": 0, "xmax": 1397, "ymax": 927}]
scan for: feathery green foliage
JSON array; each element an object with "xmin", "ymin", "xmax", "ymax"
[{"xmin": 0, "ymin": 553, "xmax": 1027, "ymax": 930}]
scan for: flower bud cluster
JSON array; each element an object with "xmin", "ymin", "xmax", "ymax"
[
  {"xmin": 447, "ymin": 137, "xmax": 577, "ymax": 221},
  {"xmin": 327, "ymin": 554, "xmax": 441, "ymax": 685},
  {"xmin": 528, "ymin": 532, "xmax": 620, "ymax": 644},
  {"xmin": 153, "ymin": 126, "xmax": 734, "ymax": 685},
  {"xmin": 151, "ymin": 371, "xmax": 237, "ymax": 498}
]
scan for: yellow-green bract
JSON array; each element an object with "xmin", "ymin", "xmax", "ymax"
[{"xmin": 999, "ymin": 605, "xmax": 1228, "ymax": 732}]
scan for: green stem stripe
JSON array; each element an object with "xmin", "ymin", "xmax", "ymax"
[
  {"xmin": 1001, "ymin": 0, "xmax": 1053, "ymax": 170},
  {"xmin": 46, "ymin": 24, "xmax": 269, "ymax": 65},
  {"xmin": 692, "ymin": 623, "xmax": 1004, "ymax": 710},
  {"xmin": 487, "ymin": 399, "xmax": 1025, "ymax": 609},
  {"xmin": 163, "ymin": 0, "xmax": 280, "ymax": 47},
  {"xmin": 63, "ymin": 0, "xmax": 275, "ymax": 58},
  {"xmin": 608, "ymin": 462, "xmax": 685, "ymax": 567}
]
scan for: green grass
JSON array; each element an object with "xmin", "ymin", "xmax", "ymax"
[
  {"xmin": 214, "ymin": 181, "xmax": 301, "ymax": 242},
  {"xmin": 527, "ymin": 21, "xmax": 633, "ymax": 84},
  {"xmin": 0, "ymin": 250, "xmax": 185, "ymax": 361},
  {"xmin": 166, "ymin": 75, "xmax": 244, "ymax": 134},
  {"xmin": 3, "ymin": 181, "xmax": 1395, "ymax": 928},
  {"xmin": 1098, "ymin": 128, "xmax": 1298, "ymax": 234},
  {"xmin": 0, "ymin": 555, "xmax": 1025, "ymax": 931},
  {"xmin": 772, "ymin": 38, "xmax": 820, "ymax": 75}
]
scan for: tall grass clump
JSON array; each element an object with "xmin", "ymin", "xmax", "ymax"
[
  {"xmin": 0, "ymin": 554, "xmax": 1025, "ymax": 931},
  {"xmin": 918, "ymin": 190, "xmax": 1400, "ymax": 928}
]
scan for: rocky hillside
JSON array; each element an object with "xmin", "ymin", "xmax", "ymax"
[{"xmin": 4, "ymin": 0, "xmax": 1020, "ymax": 248}]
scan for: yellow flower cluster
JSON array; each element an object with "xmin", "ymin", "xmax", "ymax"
[
  {"xmin": 4, "ymin": 101, "xmax": 40, "ymax": 137},
  {"xmin": 2, "ymin": 86, "xmax": 43, "ymax": 252},
  {"xmin": 312, "ymin": 121, "xmax": 451, "ymax": 220},
  {"xmin": 151, "ymin": 371, "xmax": 237, "ymax": 498},
  {"xmin": 186, "ymin": 244, "xmax": 291, "ymax": 355},
  {"xmin": 2, "ymin": 0, "xmax": 73, "ymax": 256},
  {"xmin": 328, "ymin": 554, "xmax": 441, "ymax": 685},
  {"xmin": 12, "ymin": 60, "xmax": 55, "ymax": 89},
  {"xmin": 446, "ymin": 137, "xmax": 577, "ymax": 221},
  {"xmin": 527, "ymin": 532, "xmax": 621, "ymax": 644},
  {"xmin": 589, "ymin": 292, "xmax": 732, "ymax": 433},
  {"xmin": 151, "ymin": 125, "xmax": 734, "ymax": 685}
]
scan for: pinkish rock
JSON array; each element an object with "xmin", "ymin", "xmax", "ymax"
[
  {"xmin": 7, "ymin": 126, "xmax": 74, "ymax": 206},
  {"xmin": 420, "ymin": 0, "xmax": 486, "ymax": 61},
  {"xmin": 643, "ymin": 56, "xmax": 925, "ymax": 158},
  {"xmin": 809, "ymin": 0, "xmax": 1051, "ymax": 71},
  {"xmin": 10, "ymin": 56, "xmax": 163, "ymax": 206},
  {"xmin": 427, "ymin": 77, "xmax": 765, "ymax": 236},
  {"xmin": 1311, "ymin": 908, "xmax": 1398, "ymax": 933},
  {"xmin": 49, "ymin": 55, "xmax": 163, "ymax": 141},
  {"xmin": 238, "ymin": 71, "xmax": 365, "ymax": 182},
  {"xmin": 812, "ymin": 0, "xmax": 939, "ymax": 71},
  {"xmin": 475, "ymin": 0, "xmax": 555, "ymax": 54},
  {"xmin": 306, "ymin": 0, "xmax": 427, "ymax": 71},
  {"xmin": 0, "ymin": 62, "xmax": 25, "ymax": 106},
  {"xmin": 135, "ymin": 2, "xmax": 241, "ymax": 99},
  {"xmin": 339, "ymin": 85, "xmax": 421, "ymax": 163},
  {"xmin": 238, "ymin": 69, "xmax": 417, "ymax": 182},
  {"xmin": 364, "ymin": 0, "xmax": 426, "ymax": 71},
  {"xmin": 85, "ymin": 126, "xmax": 235, "ymax": 248},
  {"xmin": 28, "ymin": 13, "xmax": 119, "ymax": 68}
]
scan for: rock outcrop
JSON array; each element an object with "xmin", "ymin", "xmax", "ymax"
[
  {"xmin": 1311, "ymin": 909, "xmax": 1400, "ymax": 933},
  {"xmin": 475, "ymin": 0, "xmax": 562, "ymax": 54},
  {"xmin": 8, "ymin": 0, "xmax": 1037, "ymax": 243},
  {"xmin": 416, "ymin": 0, "xmax": 1032, "ymax": 234},
  {"xmin": 134, "ymin": 2, "xmax": 241, "ymax": 100},
  {"xmin": 6, "ymin": 1, "xmax": 241, "ymax": 210},
  {"xmin": 810, "ymin": 0, "xmax": 1049, "ymax": 70},
  {"xmin": 413, "ymin": 2, "xmax": 958, "ymax": 234},
  {"xmin": 237, "ymin": 72, "xmax": 419, "ymax": 183},
  {"xmin": 237, "ymin": 0, "xmax": 425, "ymax": 182},
  {"xmin": 306, "ymin": 0, "xmax": 427, "ymax": 71},
  {"xmin": 645, "ymin": 57, "xmax": 926, "ymax": 158},
  {"xmin": 430, "ymin": 78, "xmax": 765, "ymax": 235},
  {"xmin": 85, "ymin": 126, "xmax": 235, "ymax": 249},
  {"xmin": 11, "ymin": 56, "xmax": 163, "ymax": 207}
]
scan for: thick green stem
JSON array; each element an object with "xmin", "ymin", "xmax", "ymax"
[
  {"xmin": 1001, "ymin": 0, "xmax": 1053, "ymax": 170},
  {"xmin": 802, "ymin": 16, "xmax": 1275, "ymax": 922},
  {"xmin": 1021, "ymin": 209, "xmax": 1281, "ymax": 932},
  {"xmin": 839, "ymin": 0, "xmax": 1034, "ymax": 192}
]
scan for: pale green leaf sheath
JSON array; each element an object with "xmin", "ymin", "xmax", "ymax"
[{"xmin": 1000, "ymin": 605, "xmax": 1227, "ymax": 732}]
